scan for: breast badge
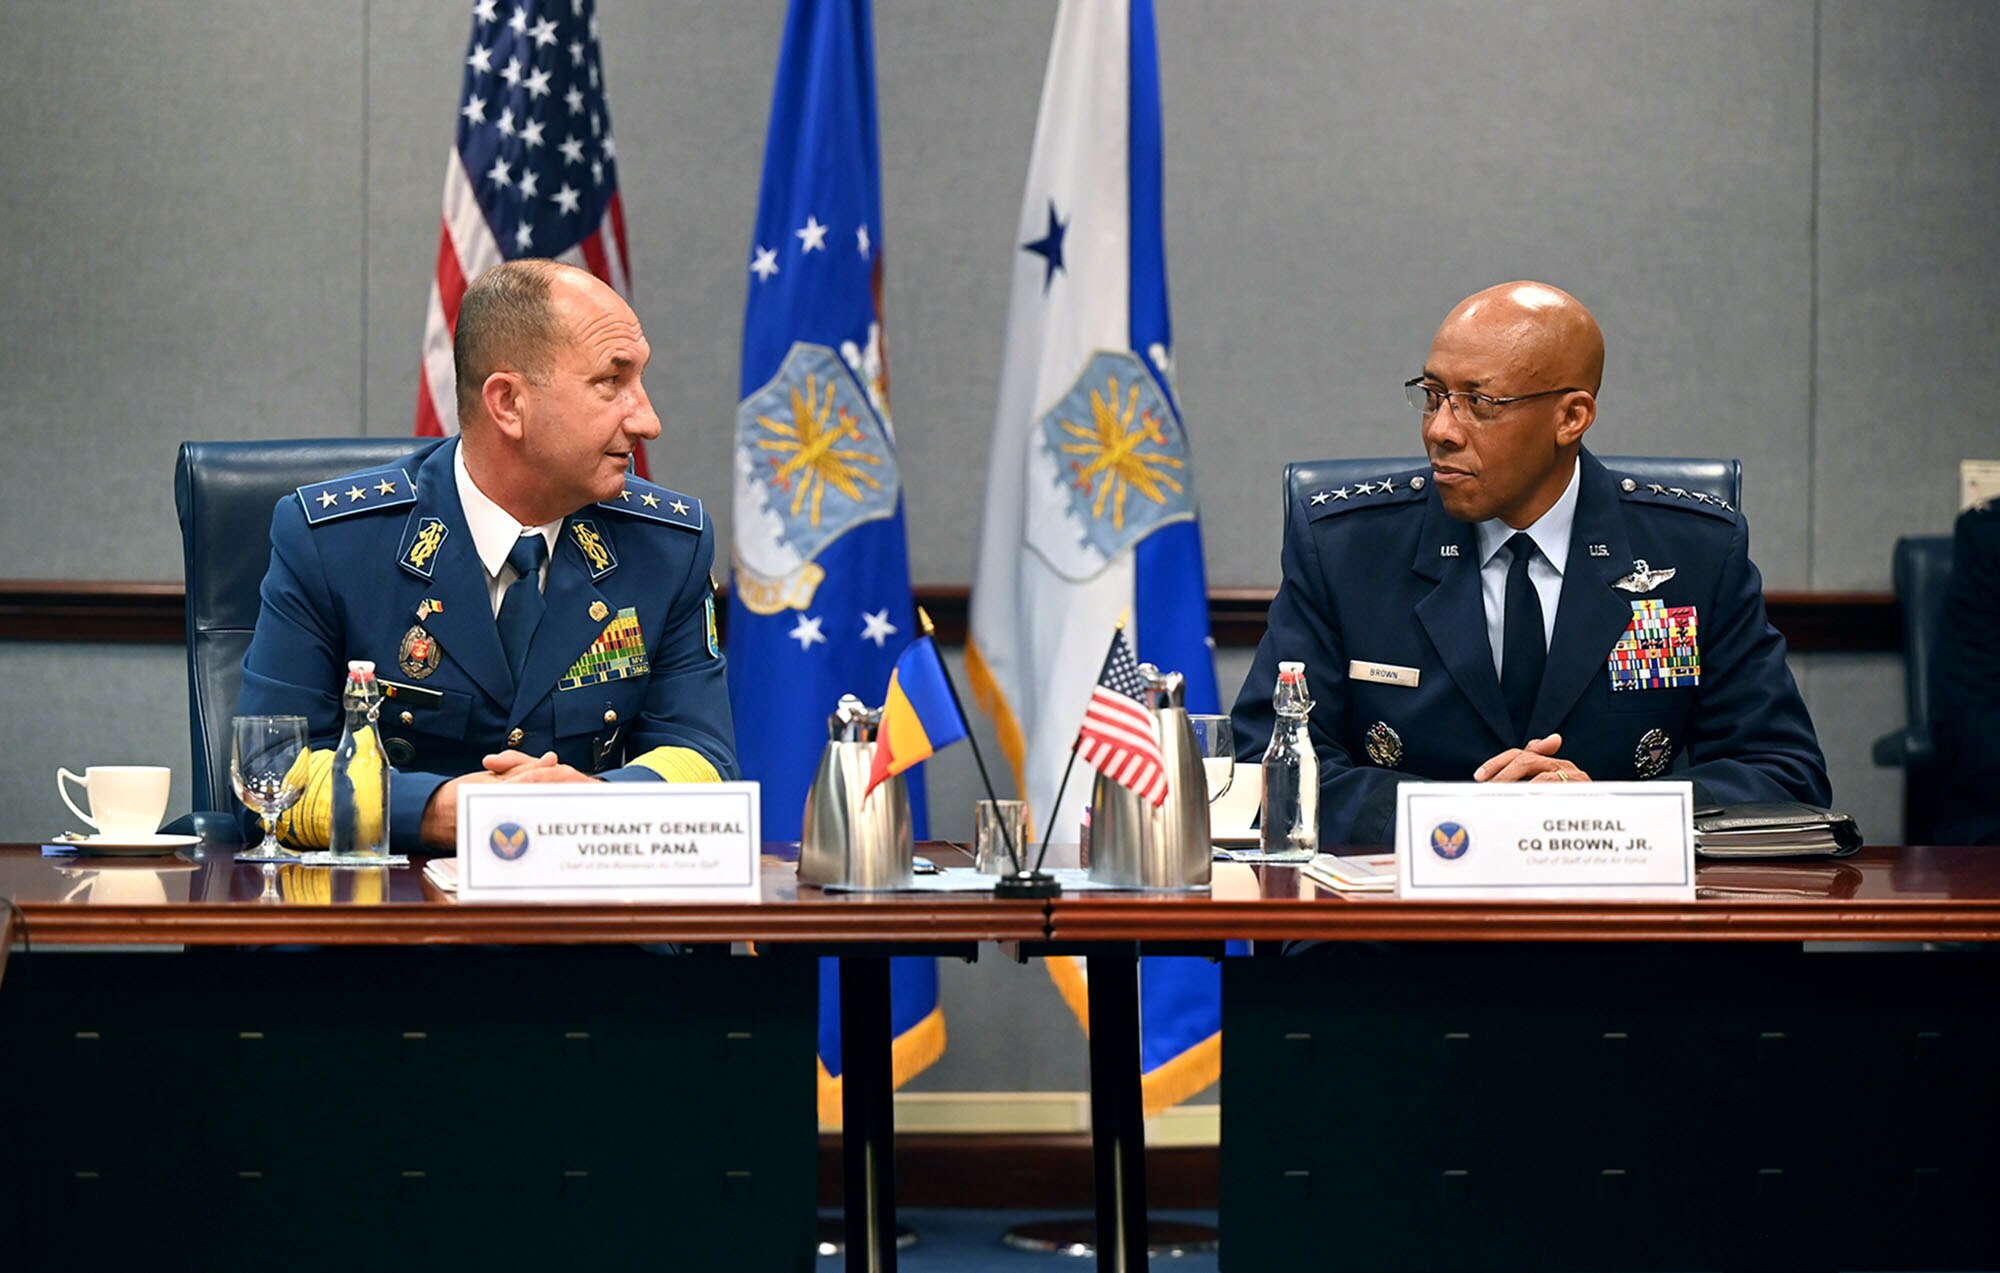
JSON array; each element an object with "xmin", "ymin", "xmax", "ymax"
[
  {"xmin": 1364, "ymin": 720, "xmax": 1404, "ymax": 768},
  {"xmin": 559, "ymin": 606, "xmax": 650, "ymax": 690},
  {"xmin": 1608, "ymin": 600, "xmax": 1700, "ymax": 692},
  {"xmin": 1612, "ymin": 558, "xmax": 1677, "ymax": 593},
  {"xmin": 398, "ymin": 625, "xmax": 441, "ymax": 680},
  {"xmin": 1634, "ymin": 728, "xmax": 1674, "ymax": 778}
]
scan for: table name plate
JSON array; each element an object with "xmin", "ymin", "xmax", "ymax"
[
  {"xmin": 456, "ymin": 782, "xmax": 762, "ymax": 902},
  {"xmin": 1395, "ymin": 781, "xmax": 1695, "ymax": 901}
]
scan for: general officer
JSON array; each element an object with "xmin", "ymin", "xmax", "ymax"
[
  {"xmin": 1232, "ymin": 281, "xmax": 1829, "ymax": 847},
  {"xmin": 238, "ymin": 259, "xmax": 737, "ymax": 853},
  {"xmin": 1930, "ymin": 499, "xmax": 2000, "ymax": 845}
]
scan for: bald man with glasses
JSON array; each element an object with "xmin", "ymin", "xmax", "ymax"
[{"xmin": 1231, "ymin": 281, "xmax": 1829, "ymax": 847}]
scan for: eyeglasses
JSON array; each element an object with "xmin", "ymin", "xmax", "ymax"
[{"xmin": 1404, "ymin": 377, "xmax": 1584, "ymax": 424}]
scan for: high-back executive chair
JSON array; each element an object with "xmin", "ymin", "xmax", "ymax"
[
  {"xmin": 1872, "ymin": 534, "xmax": 1954, "ymax": 843},
  {"xmin": 1282, "ymin": 455, "xmax": 1742, "ymax": 535},
  {"xmin": 169, "ymin": 438, "xmax": 417, "ymax": 834}
]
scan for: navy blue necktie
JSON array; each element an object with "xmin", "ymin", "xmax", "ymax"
[
  {"xmin": 496, "ymin": 533, "xmax": 548, "ymax": 684},
  {"xmin": 1501, "ymin": 532, "xmax": 1546, "ymax": 742}
]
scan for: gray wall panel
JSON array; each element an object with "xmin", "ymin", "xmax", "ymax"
[
  {"xmin": 0, "ymin": 646, "xmax": 191, "ymax": 843},
  {"xmin": 1161, "ymin": 0, "xmax": 1818, "ymax": 586},
  {"xmin": 0, "ymin": 0, "xmax": 365, "ymax": 578},
  {"xmin": 1814, "ymin": 0, "xmax": 2000, "ymax": 588}
]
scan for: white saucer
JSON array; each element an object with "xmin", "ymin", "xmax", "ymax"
[{"xmin": 50, "ymin": 832, "xmax": 201, "ymax": 856}]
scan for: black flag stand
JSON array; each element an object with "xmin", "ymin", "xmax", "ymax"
[{"xmin": 917, "ymin": 607, "xmax": 1060, "ymax": 899}]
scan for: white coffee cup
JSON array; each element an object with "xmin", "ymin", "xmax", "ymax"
[{"xmin": 57, "ymin": 765, "xmax": 172, "ymax": 839}]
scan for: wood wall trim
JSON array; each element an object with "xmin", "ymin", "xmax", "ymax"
[{"xmin": 0, "ymin": 579, "xmax": 1901, "ymax": 653}]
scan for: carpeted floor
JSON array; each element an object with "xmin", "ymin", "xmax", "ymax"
[{"xmin": 819, "ymin": 1209, "xmax": 1222, "ymax": 1270}]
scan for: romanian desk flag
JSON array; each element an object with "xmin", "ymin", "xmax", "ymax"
[
  {"xmin": 732, "ymin": 0, "xmax": 942, "ymax": 1125},
  {"xmin": 416, "ymin": 0, "xmax": 649, "ymax": 479},
  {"xmin": 966, "ymin": 0, "xmax": 1231, "ymax": 1118},
  {"xmin": 867, "ymin": 636, "xmax": 968, "ymax": 800}
]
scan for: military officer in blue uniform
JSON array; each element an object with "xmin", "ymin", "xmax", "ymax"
[
  {"xmin": 1232, "ymin": 281, "xmax": 1829, "ymax": 847},
  {"xmin": 1930, "ymin": 499, "xmax": 2000, "ymax": 845},
  {"xmin": 239, "ymin": 259, "xmax": 736, "ymax": 852}
]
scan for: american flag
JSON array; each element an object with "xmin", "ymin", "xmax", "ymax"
[
  {"xmin": 1074, "ymin": 628, "xmax": 1169, "ymax": 806},
  {"xmin": 414, "ymin": 0, "xmax": 648, "ymax": 477}
]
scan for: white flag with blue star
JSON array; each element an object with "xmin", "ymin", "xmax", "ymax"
[{"xmin": 966, "ymin": 0, "xmax": 1228, "ymax": 1116}]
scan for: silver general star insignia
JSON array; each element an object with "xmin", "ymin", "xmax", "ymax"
[
  {"xmin": 1364, "ymin": 720, "xmax": 1404, "ymax": 768},
  {"xmin": 1613, "ymin": 558, "xmax": 1677, "ymax": 593}
]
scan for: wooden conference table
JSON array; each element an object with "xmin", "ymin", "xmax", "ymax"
[
  {"xmin": 6, "ymin": 844, "xmax": 1999, "ymax": 1270},
  {"xmin": 0, "ymin": 842, "xmax": 1043, "ymax": 1272}
]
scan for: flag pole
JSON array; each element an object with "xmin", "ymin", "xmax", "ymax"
[
  {"xmin": 1030, "ymin": 613, "xmax": 1128, "ymax": 876},
  {"xmin": 916, "ymin": 607, "xmax": 1025, "ymax": 877}
]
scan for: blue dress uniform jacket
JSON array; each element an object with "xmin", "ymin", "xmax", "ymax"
[
  {"xmin": 237, "ymin": 437, "xmax": 737, "ymax": 851},
  {"xmin": 1231, "ymin": 449, "xmax": 1830, "ymax": 847},
  {"xmin": 1931, "ymin": 500, "xmax": 2000, "ymax": 845}
]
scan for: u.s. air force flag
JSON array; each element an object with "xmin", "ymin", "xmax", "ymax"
[
  {"xmin": 966, "ymin": 0, "xmax": 1228, "ymax": 1117},
  {"xmin": 732, "ymin": 0, "xmax": 942, "ymax": 1123}
]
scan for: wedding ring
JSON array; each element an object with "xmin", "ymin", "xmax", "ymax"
[{"xmin": 1555, "ymin": 768, "xmax": 1571, "ymax": 783}]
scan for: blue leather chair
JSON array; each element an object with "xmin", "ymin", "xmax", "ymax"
[
  {"xmin": 1282, "ymin": 455, "xmax": 1741, "ymax": 534},
  {"xmin": 168, "ymin": 438, "xmax": 417, "ymax": 835},
  {"xmin": 1872, "ymin": 534, "xmax": 1955, "ymax": 843}
]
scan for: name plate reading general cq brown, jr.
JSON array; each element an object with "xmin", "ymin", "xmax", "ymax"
[
  {"xmin": 1395, "ymin": 781, "xmax": 1696, "ymax": 902},
  {"xmin": 455, "ymin": 782, "xmax": 762, "ymax": 902}
]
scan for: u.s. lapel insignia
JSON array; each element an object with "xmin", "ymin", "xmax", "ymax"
[
  {"xmin": 1588, "ymin": 543, "xmax": 1610, "ymax": 557},
  {"xmin": 569, "ymin": 519, "xmax": 617, "ymax": 580},
  {"xmin": 1612, "ymin": 558, "xmax": 1677, "ymax": 593},
  {"xmin": 704, "ymin": 593, "xmax": 721, "ymax": 659},
  {"xmin": 1364, "ymin": 720, "xmax": 1403, "ymax": 768},
  {"xmin": 589, "ymin": 600, "xmax": 609, "ymax": 623},
  {"xmin": 400, "ymin": 517, "xmax": 449, "ymax": 579},
  {"xmin": 1634, "ymin": 728, "xmax": 1673, "ymax": 778},
  {"xmin": 398, "ymin": 625, "xmax": 442, "ymax": 680}
]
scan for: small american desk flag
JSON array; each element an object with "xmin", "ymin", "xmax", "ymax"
[
  {"xmin": 1076, "ymin": 628, "xmax": 1168, "ymax": 806},
  {"xmin": 415, "ymin": 0, "xmax": 647, "ymax": 478}
]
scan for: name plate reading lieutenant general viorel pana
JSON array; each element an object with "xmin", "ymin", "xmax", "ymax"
[
  {"xmin": 1395, "ymin": 781, "xmax": 1695, "ymax": 902},
  {"xmin": 456, "ymin": 782, "xmax": 762, "ymax": 902}
]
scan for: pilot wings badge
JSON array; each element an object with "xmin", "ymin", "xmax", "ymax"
[
  {"xmin": 732, "ymin": 341, "xmax": 902, "ymax": 615},
  {"xmin": 1027, "ymin": 348, "xmax": 1197, "ymax": 582},
  {"xmin": 1613, "ymin": 558, "xmax": 1677, "ymax": 593}
]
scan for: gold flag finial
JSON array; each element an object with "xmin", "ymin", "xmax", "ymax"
[{"xmin": 917, "ymin": 606, "xmax": 936, "ymax": 637}]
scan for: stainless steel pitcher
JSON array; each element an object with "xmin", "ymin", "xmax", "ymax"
[
  {"xmin": 798, "ymin": 694, "xmax": 915, "ymax": 890},
  {"xmin": 1086, "ymin": 664, "xmax": 1212, "ymax": 889}
]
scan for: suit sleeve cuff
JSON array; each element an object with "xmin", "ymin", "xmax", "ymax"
[
  {"xmin": 606, "ymin": 746, "xmax": 723, "ymax": 784},
  {"xmin": 391, "ymin": 768, "xmax": 450, "ymax": 853}
]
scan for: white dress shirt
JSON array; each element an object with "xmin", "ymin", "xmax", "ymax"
[
  {"xmin": 454, "ymin": 444, "xmax": 560, "ymax": 617},
  {"xmin": 1473, "ymin": 457, "xmax": 1580, "ymax": 681}
]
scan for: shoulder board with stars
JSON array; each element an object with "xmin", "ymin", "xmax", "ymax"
[
  {"xmin": 600, "ymin": 478, "xmax": 704, "ymax": 532},
  {"xmin": 1304, "ymin": 468, "xmax": 1430, "ymax": 522},
  {"xmin": 1616, "ymin": 475, "xmax": 1738, "ymax": 522},
  {"xmin": 296, "ymin": 467, "xmax": 418, "ymax": 526}
]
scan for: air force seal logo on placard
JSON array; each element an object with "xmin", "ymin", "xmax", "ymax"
[
  {"xmin": 489, "ymin": 822, "xmax": 530, "ymax": 861},
  {"xmin": 732, "ymin": 341, "xmax": 902, "ymax": 615},
  {"xmin": 1430, "ymin": 822, "xmax": 1470, "ymax": 860},
  {"xmin": 1028, "ymin": 348, "xmax": 1196, "ymax": 582}
]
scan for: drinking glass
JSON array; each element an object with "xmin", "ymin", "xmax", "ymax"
[
  {"xmin": 232, "ymin": 715, "xmax": 309, "ymax": 862},
  {"xmin": 1188, "ymin": 714, "xmax": 1234, "ymax": 804}
]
